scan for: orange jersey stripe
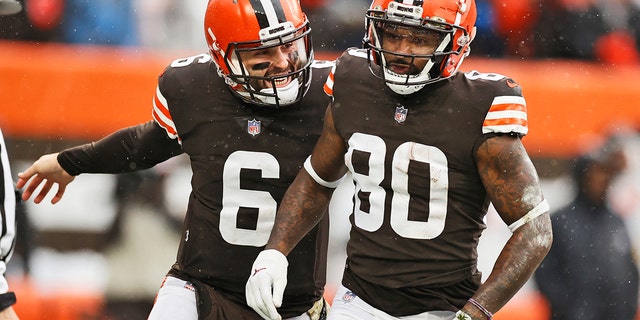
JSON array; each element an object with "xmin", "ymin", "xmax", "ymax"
[
  {"xmin": 323, "ymin": 65, "xmax": 336, "ymax": 96},
  {"xmin": 488, "ymin": 102, "xmax": 527, "ymax": 113},
  {"xmin": 154, "ymin": 92, "xmax": 172, "ymax": 120}
]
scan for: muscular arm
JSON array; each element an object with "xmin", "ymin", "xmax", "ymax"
[
  {"xmin": 462, "ymin": 135, "xmax": 553, "ymax": 319},
  {"xmin": 266, "ymin": 105, "xmax": 348, "ymax": 255}
]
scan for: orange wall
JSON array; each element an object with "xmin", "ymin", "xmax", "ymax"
[{"xmin": 2, "ymin": 41, "xmax": 640, "ymax": 158}]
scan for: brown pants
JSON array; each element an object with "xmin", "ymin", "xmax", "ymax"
[{"xmin": 193, "ymin": 279, "xmax": 263, "ymax": 320}]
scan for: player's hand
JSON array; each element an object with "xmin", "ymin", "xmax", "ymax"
[
  {"xmin": 16, "ymin": 153, "xmax": 75, "ymax": 204},
  {"xmin": 0, "ymin": 306, "xmax": 20, "ymax": 319},
  {"xmin": 246, "ymin": 249, "xmax": 288, "ymax": 320}
]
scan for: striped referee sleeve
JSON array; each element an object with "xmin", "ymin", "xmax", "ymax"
[{"xmin": 0, "ymin": 128, "xmax": 16, "ymax": 294}]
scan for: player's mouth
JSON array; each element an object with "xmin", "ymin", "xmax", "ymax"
[
  {"xmin": 387, "ymin": 62, "xmax": 411, "ymax": 75},
  {"xmin": 273, "ymin": 75, "xmax": 292, "ymax": 88}
]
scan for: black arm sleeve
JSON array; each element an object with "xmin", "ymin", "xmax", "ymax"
[{"xmin": 57, "ymin": 121, "xmax": 183, "ymax": 176}]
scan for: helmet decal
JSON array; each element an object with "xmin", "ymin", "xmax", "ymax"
[
  {"xmin": 206, "ymin": 28, "xmax": 222, "ymax": 53},
  {"xmin": 249, "ymin": 0, "xmax": 287, "ymax": 28}
]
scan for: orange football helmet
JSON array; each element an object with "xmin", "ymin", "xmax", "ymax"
[
  {"xmin": 204, "ymin": 0, "xmax": 313, "ymax": 107},
  {"xmin": 364, "ymin": 0, "xmax": 477, "ymax": 95}
]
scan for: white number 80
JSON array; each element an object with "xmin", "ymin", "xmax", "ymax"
[{"xmin": 346, "ymin": 133, "xmax": 449, "ymax": 240}]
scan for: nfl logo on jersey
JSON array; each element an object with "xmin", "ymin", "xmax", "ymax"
[
  {"xmin": 394, "ymin": 106, "xmax": 408, "ymax": 123},
  {"xmin": 341, "ymin": 290, "xmax": 357, "ymax": 303},
  {"xmin": 247, "ymin": 119, "xmax": 262, "ymax": 136}
]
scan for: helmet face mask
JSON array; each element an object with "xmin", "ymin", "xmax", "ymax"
[
  {"xmin": 227, "ymin": 25, "xmax": 312, "ymax": 106},
  {"xmin": 204, "ymin": 0, "xmax": 313, "ymax": 107},
  {"xmin": 364, "ymin": 0, "xmax": 476, "ymax": 95}
]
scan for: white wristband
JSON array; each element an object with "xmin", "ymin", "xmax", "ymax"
[
  {"xmin": 303, "ymin": 156, "xmax": 345, "ymax": 188},
  {"xmin": 508, "ymin": 199, "xmax": 549, "ymax": 232}
]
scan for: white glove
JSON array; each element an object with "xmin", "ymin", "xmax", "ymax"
[
  {"xmin": 453, "ymin": 310, "xmax": 473, "ymax": 320},
  {"xmin": 246, "ymin": 249, "xmax": 289, "ymax": 320}
]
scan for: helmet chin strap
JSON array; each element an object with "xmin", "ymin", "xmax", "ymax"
[
  {"xmin": 237, "ymin": 78, "xmax": 300, "ymax": 106},
  {"xmin": 259, "ymin": 78, "xmax": 300, "ymax": 105},
  {"xmin": 382, "ymin": 34, "xmax": 452, "ymax": 95},
  {"xmin": 384, "ymin": 60, "xmax": 433, "ymax": 95}
]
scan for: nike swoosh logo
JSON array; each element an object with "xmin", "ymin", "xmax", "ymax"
[{"xmin": 253, "ymin": 267, "xmax": 267, "ymax": 276}]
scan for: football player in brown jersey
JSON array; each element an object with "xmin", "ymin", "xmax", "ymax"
[
  {"xmin": 16, "ymin": 0, "xmax": 333, "ymax": 319},
  {"xmin": 246, "ymin": 0, "xmax": 553, "ymax": 320}
]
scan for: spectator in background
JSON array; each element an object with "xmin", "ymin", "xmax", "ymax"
[
  {"xmin": 61, "ymin": 0, "xmax": 138, "ymax": 46},
  {"xmin": 629, "ymin": 1, "xmax": 640, "ymax": 55},
  {"xmin": 471, "ymin": 0, "xmax": 507, "ymax": 57},
  {"xmin": 533, "ymin": 0, "xmax": 640, "ymax": 63},
  {"xmin": 534, "ymin": 134, "xmax": 639, "ymax": 320},
  {"xmin": 301, "ymin": 0, "xmax": 369, "ymax": 53},
  {"xmin": 0, "ymin": 0, "xmax": 64, "ymax": 42},
  {"xmin": 133, "ymin": 0, "xmax": 208, "ymax": 51},
  {"xmin": 491, "ymin": 0, "xmax": 538, "ymax": 57}
]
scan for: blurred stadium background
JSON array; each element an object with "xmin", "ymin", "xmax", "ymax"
[{"xmin": 2, "ymin": 0, "xmax": 640, "ymax": 319}]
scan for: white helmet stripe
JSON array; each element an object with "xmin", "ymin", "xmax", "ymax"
[
  {"xmin": 260, "ymin": 0, "xmax": 281, "ymax": 26},
  {"xmin": 455, "ymin": 11, "xmax": 462, "ymax": 25},
  {"xmin": 249, "ymin": 0, "xmax": 286, "ymax": 28}
]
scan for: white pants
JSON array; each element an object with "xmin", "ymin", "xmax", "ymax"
[
  {"xmin": 147, "ymin": 276, "xmax": 311, "ymax": 320},
  {"xmin": 147, "ymin": 276, "xmax": 198, "ymax": 320},
  {"xmin": 328, "ymin": 285, "xmax": 455, "ymax": 320}
]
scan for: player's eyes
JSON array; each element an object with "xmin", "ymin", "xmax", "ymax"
[{"xmin": 384, "ymin": 31, "xmax": 403, "ymax": 41}]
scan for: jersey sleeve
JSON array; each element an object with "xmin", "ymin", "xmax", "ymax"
[
  {"xmin": 472, "ymin": 72, "xmax": 528, "ymax": 137},
  {"xmin": 482, "ymin": 93, "xmax": 528, "ymax": 136},
  {"xmin": 153, "ymin": 56, "xmax": 209, "ymax": 143},
  {"xmin": 323, "ymin": 62, "xmax": 336, "ymax": 98},
  {"xmin": 0, "ymin": 128, "xmax": 16, "ymax": 294},
  {"xmin": 152, "ymin": 81, "xmax": 180, "ymax": 142},
  {"xmin": 58, "ymin": 121, "xmax": 183, "ymax": 176},
  {"xmin": 323, "ymin": 48, "xmax": 359, "ymax": 98}
]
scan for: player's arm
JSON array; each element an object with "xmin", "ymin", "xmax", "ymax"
[
  {"xmin": 268, "ymin": 105, "xmax": 347, "ymax": 255},
  {"xmin": 17, "ymin": 121, "xmax": 182, "ymax": 204},
  {"xmin": 461, "ymin": 134, "xmax": 553, "ymax": 320},
  {"xmin": 531, "ymin": 226, "xmax": 571, "ymax": 310},
  {"xmin": 246, "ymin": 105, "xmax": 348, "ymax": 320},
  {"xmin": 0, "ymin": 306, "xmax": 18, "ymax": 319}
]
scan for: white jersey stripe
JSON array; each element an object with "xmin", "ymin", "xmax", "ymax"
[
  {"xmin": 492, "ymin": 95, "xmax": 526, "ymax": 106},
  {"xmin": 485, "ymin": 110, "xmax": 527, "ymax": 121},
  {"xmin": 482, "ymin": 124, "xmax": 528, "ymax": 135},
  {"xmin": 152, "ymin": 86, "xmax": 180, "ymax": 141}
]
